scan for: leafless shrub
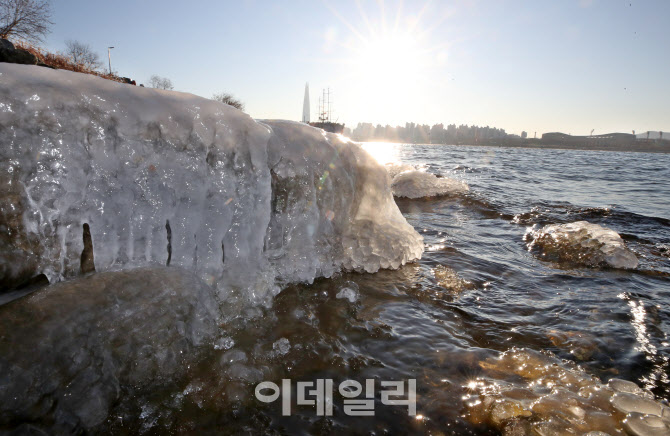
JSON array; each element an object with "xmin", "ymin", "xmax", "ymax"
[{"xmin": 212, "ymin": 92, "xmax": 244, "ymax": 111}]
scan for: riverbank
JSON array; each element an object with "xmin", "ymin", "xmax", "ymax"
[
  {"xmin": 353, "ymin": 139, "xmax": 670, "ymax": 154},
  {"xmin": 453, "ymin": 141, "xmax": 670, "ymax": 154}
]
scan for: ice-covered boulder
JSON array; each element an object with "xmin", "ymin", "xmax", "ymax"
[
  {"xmin": 385, "ymin": 163, "xmax": 416, "ymax": 179},
  {"xmin": 391, "ymin": 169, "xmax": 469, "ymax": 199},
  {"xmin": 262, "ymin": 120, "xmax": 423, "ymax": 279},
  {"xmin": 0, "ymin": 64, "xmax": 423, "ymax": 296},
  {"xmin": 467, "ymin": 348, "xmax": 668, "ymax": 435},
  {"xmin": 525, "ymin": 221, "xmax": 638, "ymax": 269},
  {"xmin": 0, "ymin": 266, "xmax": 221, "ymax": 433}
]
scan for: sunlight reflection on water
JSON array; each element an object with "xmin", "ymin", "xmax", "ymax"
[{"xmin": 360, "ymin": 141, "xmax": 403, "ymax": 165}]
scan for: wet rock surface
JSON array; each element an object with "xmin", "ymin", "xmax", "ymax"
[
  {"xmin": 0, "ymin": 266, "xmax": 221, "ymax": 433},
  {"xmin": 465, "ymin": 348, "xmax": 670, "ymax": 435}
]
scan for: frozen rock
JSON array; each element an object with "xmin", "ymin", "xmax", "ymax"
[
  {"xmin": 220, "ymin": 349, "xmax": 248, "ymax": 365},
  {"xmin": 272, "ymin": 337, "xmax": 290, "ymax": 356},
  {"xmin": 624, "ymin": 412, "xmax": 670, "ymax": 436},
  {"xmin": 0, "ymin": 266, "xmax": 220, "ymax": 432},
  {"xmin": 530, "ymin": 419, "xmax": 575, "ymax": 436},
  {"xmin": 490, "ymin": 399, "xmax": 532, "ymax": 426},
  {"xmin": 468, "ymin": 348, "xmax": 668, "ymax": 435},
  {"xmin": 610, "ymin": 392, "xmax": 663, "ymax": 416},
  {"xmin": 226, "ymin": 363, "xmax": 264, "ymax": 383},
  {"xmin": 336, "ymin": 287, "xmax": 359, "ymax": 303},
  {"xmin": 390, "ymin": 169, "xmax": 469, "ymax": 199},
  {"xmin": 608, "ymin": 378, "xmax": 651, "ymax": 397},
  {"xmin": 433, "ymin": 265, "xmax": 474, "ymax": 293},
  {"xmin": 0, "ymin": 64, "xmax": 422, "ymax": 294},
  {"xmin": 263, "ymin": 120, "xmax": 423, "ymax": 278},
  {"xmin": 385, "ymin": 163, "xmax": 415, "ymax": 179},
  {"xmin": 526, "ymin": 221, "xmax": 638, "ymax": 269},
  {"xmin": 547, "ymin": 330, "xmax": 599, "ymax": 361},
  {"xmin": 336, "ymin": 282, "xmax": 360, "ymax": 302},
  {"xmin": 213, "ymin": 336, "xmax": 235, "ymax": 350}
]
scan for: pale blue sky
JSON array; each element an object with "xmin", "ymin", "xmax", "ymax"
[{"xmin": 44, "ymin": 0, "xmax": 669, "ymax": 135}]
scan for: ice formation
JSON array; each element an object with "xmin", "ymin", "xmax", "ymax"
[
  {"xmin": 335, "ymin": 281, "xmax": 359, "ymax": 302},
  {"xmin": 466, "ymin": 348, "xmax": 670, "ymax": 435},
  {"xmin": 432, "ymin": 265, "xmax": 474, "ymax": 293},
  {"xmin": 385, "ymin": 163, "xmax": 416, "ymax": 180},
  {"xmin": 386, "ymin": 165, "xmax": 469, "ymax": 199},
  {"xmin": 0, "ymin": 64, "xmax": 423, "ymax": 297},
  {"xmin": 526, "ymin": 221, "xmax": 638, "ymax": 269}
]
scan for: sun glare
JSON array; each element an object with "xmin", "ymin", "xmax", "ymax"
[
  {"xmin": 324, "ymin": 1, "xmax": 449, "ymax": 123},
  {"xmin": 361, "ymin": 141, "xmax": 401, "ymax": 165},
  {"xmin": 354, "ymin": 31, "xmax": 423, "ymax": 93}
]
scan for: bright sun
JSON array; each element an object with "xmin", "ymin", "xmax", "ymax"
[
  {"xmin": 324, "ymin": 1, "xmax": 448, "ymax": 123},
  {"xmin": 354, "ymin": 31, "xmax": 423, "ymax": 90}
]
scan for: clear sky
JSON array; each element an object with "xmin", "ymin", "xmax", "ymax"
[{"xmin": 43, "ymin": 0, "xmax": 669, "ymax": 136}]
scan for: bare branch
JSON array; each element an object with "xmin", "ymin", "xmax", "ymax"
[
  {"xmin": 63, "ymin": 40, "xmax": 101, "ymax": 71},
  {"xmin": 0, "ymin": 0, "xmax": 53, "ymax": 43}
]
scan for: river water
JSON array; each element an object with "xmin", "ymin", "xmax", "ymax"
[
  {"xmin": 4, "ymin": 143, "xmax": 670, "ymax": 435},
  {"xmin": 155, "ymin": 144, "xmax": 668, "ymax": 434}
]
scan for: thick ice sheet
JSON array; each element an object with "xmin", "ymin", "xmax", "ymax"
[{"xmin": 0, "ymin": 64, "xmax": 423, "ymax": 298}]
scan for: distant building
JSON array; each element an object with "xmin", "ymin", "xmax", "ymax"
[
  {"xmin": 521, "ymin": 131, "xmax": 527, "ymax": 139},
  {"xmin": 636, "ymin": 131, "xmax": 669, "ymax": 141},
  {"xmin": 302, "ymin": 83, "xmax": 310, "ymax": 123},
  {"xmin": 541, "ymin": 132, "xmax": 636, "ymax": 147}
]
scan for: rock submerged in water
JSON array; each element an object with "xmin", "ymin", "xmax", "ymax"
[
  {"xmin": 0, "ymin": 266, "xmax": 221, "ymax": 433},
  {"xmin": 525, "ymin": 221, "xmax": 638, "ymax": 269},
  {"xmin": 466, "ymin": 348, "xmax": 669, "ymax": 435}
]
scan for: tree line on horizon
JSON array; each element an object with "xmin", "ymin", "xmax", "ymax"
[{"xmin": 345, "ymin": 122, "xmax": 509, "ymax": 144}]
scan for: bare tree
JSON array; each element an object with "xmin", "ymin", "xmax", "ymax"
[
  {"xmin": 149, "ymin": 74, "xmax": 174, "ymax": 90},
  {"xmin": 63, "ymin": 40, "xmax": 101, "ymax": 70},
  {"xmin": 212, "ymin": 92, "xmax": 244, "ymax": 111},
  {"xmin": 0, "ymin": 0, "xmax": 53, "ymax": 43}
]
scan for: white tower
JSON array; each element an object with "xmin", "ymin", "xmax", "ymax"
[{"xmin": 302, "ymin": 83, "xmax": 310, "ymax": 123}]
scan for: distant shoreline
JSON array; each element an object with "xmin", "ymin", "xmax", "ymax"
[
  {"xmin": 453, "ymin": 141, "xmax": 670, "ymax": 154},
  {"xmin": 360, "ymin": 141, "xmax": 670, "ymax": 154}
]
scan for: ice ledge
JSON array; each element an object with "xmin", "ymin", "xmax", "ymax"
[{"xmin": 0, "ymin": 64, "xmax": 423, "ymax": 296}]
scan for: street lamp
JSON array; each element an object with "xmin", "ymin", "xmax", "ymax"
[{"xmin": 107, "ymin": 47, "xmax": 114, "ymax": 75}]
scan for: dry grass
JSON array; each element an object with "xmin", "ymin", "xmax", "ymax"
[{"xmin": 12, "ymin": 40, "xmax": 125, "ymax": 83}]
